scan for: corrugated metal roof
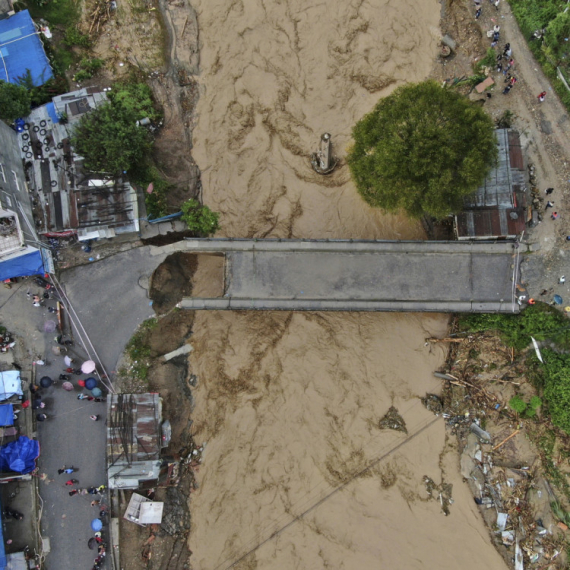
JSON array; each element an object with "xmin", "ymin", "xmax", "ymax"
[
  {"xmin": 457, "ymin": 129, "xmax": 527, "ymax": 239},
  {"xmin": 107, "ymin": 394, "xmax": 162, "ymax": 468}
]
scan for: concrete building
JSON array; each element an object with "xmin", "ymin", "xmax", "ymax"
[
  {"xmin": 107, "ymin": 393, "xmax": 164, "ymax": 490},
  {"xmin": 19, "ymin": 87, "xmax": 140, "ymax": 241},
  {"xmin": 455, "ymin": 129, "xmax": 527, "ymax": 240},
  {"xmin": 0, "ymin": 120, "xmax": 48, "ymax": 280}
]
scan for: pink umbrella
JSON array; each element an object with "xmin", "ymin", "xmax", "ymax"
[
  {"xmin": 62, "ymin": 381, "xmax": 74, "ymax": 391},
  {"xmin": 81, "ymin": 360, "xmax": 96, "ymax": 374}
]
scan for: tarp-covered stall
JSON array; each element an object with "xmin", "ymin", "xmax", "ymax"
[
  {"xmin": 0, "ymin": 247, "xmax": 45, "ymax": 281},
  {"xmin": 0, "ymin": 436, "xmax": 39, "ymax": 474}
]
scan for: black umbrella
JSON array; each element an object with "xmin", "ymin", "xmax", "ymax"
[
  {"xmin": 88, "ymin": 537, "xmax": 97, "ymax": 550},
  {"xmin": 39, "ymin": 376, "xmax": 52, "ymax": 388}
]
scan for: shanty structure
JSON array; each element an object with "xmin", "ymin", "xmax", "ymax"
[
  {"xmin": 0, "ymin": 10, "xmax": 52, "ymax": 85},
  {"xmin": 107, "ymin": 393, "xmax": 163, "ymax": 490},
  {"xmin": 455, "ymin": 129, "xmax": 527, "ymax": 240},
  {"xmin": 19, "ymin": 87, "xmax": 140, "ymax": 241},
  {"xmin": 0, "ymin": 120, "xmax": 50, "ymax": 280}
]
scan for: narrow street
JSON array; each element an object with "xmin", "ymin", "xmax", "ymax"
[{"xmin": 0, "ymin": 244, "xmax": 169, "ymax": 569}]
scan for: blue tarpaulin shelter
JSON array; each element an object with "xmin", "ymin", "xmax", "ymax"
[
  {"xmin": 0, "ymin": 436, "xmax": 39, "ymax": 474},
  {"xmin": 0, "ymin": 247, "xmax": 44, "ymax": 281},
  {"xmin": 0, "ymin": 10, "xmax": 53, "ymax": 86},
  {"xmin": 0, "ymin": 405, "xmax": 14, "ymax": 427}
]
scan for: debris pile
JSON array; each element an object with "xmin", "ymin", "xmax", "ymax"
[
  {"xmin": 426, "ymin": 322, "xmax": 570, "ymax": 569},
  {"xmin": 378, "ymin": 406, "xmax": 407, "ymax": 434}
]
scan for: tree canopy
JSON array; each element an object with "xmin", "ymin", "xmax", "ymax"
[
  {"xmin": 347, "ymin": 80, "xmax": 498, "ymax": 219},
  {"xmin": 0, "ymin": 81, "xmax": 31, "ymax": 122},
  {"xmin": 71, "ymin": 85, "xmax": 153, "ymax": 173}
]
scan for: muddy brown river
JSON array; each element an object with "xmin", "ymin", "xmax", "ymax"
[{"xmin": 187, "ymin": 0, "xmax": 508, "ymax": 567}]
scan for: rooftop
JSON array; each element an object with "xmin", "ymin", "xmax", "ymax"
[
  {"xmin": 0, "ymin": 210, "xmax": 23, "ymax": 257},
  {"xmin": 0, "ymin": 10, "xmax": 52, "ymax": 86}
]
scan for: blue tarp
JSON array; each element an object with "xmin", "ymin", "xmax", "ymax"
[
  {"xmin": 0, "ymin": 436, "xmax": 39, "ymax": 474},
  {"xmin": 0, "ymin": 10, "xmax": 53, "ymax": 86},
  {"xmin": 0, "ymin": 371, "xmax": 22, "ymax": 402},
  {"xmin": 0, "ymin": 248, "xmax": 44, "ymax": 281},
  {"xmin": 45, "ymin": 101, "xmax": 59, "ymax": 123},
  {"xmin": 0, "ymin": 405, "xmax": 14, "ymax": 427}
]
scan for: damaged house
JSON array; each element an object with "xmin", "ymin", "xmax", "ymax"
[{"xmin": 19, "ymin": 87, "xmax": 140, "ymax": 241}]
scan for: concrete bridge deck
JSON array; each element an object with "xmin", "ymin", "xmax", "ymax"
[{"xmin": 156, "ymin": 239, "xmax": 521, "ymax": 313}]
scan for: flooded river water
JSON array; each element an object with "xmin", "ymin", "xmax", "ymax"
[{"xmin": 187, "ymin": 0, "xmax": 508, "ymax": 567}]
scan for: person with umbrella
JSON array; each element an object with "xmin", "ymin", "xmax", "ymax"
[
  {"xmin": 39, "ymin": 376, "xmax": 52, "ymax": 388},
  {"xmin": 82, "ymin": 361, "xmax": 96, "ymax": 374}
]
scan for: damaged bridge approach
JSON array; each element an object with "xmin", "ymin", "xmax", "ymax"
[{"xmin": 150, "ymin": 238, "xmax": 522, "ymax": 314}]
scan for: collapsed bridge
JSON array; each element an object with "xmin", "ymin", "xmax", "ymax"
[{"xmin": 163, "ymin": 238, "xmax": 521, "ymax": 313}]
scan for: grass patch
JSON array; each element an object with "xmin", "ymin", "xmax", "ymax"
[
  {"xmin": 25, "ymin": 0, "xmax": 80, "ymax": 28},
  {"xmin": 459, "ymin": 302, "xmax": 570, "ymax": 350}
]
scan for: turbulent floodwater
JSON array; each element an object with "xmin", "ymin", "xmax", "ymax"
[{"xmin": 187, "ymin": 0, "xmax": 508, "ymax": 568}]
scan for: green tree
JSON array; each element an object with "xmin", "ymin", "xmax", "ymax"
[
  {"xmin": 347, "ymin": 80, "xmax": 498, "ymax": 219},
  {"xmin": 71, "ymin": 101, "xmax": 151, "ymax": 173},
  {"xmin": 0, "ymin": 81, "xmax": 31, "ymax": 122},
  {"xmin": 181, "ymin": 199, "xmax": 220, "ymax": 236}
]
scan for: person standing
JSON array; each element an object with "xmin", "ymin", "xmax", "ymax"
[
  {"xmin": 538, "ymin": 91, "xmax": 547, "ymax": 102},
  {"xmin": 36, "ymin": 413, "xmax": 47, "ymax": 422}
]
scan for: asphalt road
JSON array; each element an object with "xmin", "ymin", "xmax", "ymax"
[{"xmin": 60, "ymin": 246, "xmax": 167, "ymax": 373}]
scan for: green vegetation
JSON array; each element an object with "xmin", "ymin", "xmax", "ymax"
[
  {"xmin": 538, "ymin": 351, "xmax": 570, "ymax": 433},
  {"xmin": 347, "ymin": 80, "xmax": 498, "ymax": 219},
  {"xmin": 181, "ymin": 199, "xmax": 220, "ymax": 236},
  {"xmin": 73, "ymin": 58, "xmax": 104, "ymax": 82},
  {"xmin": 26, "ymin": 0, "xmax": 80, "ymax": 27},
  {"xmin": 63, "ymin": 26, "xmax": 91, "ymax": 49},
  {"xmin": 508, "ymin": 394, "xmax": 542, "ymax": 418},
  {"xmin": 107, "ymin": 83, "xmax": 161, "ymax": 122},
  {"xmin": 474, "ymin": 48, "xmax": 497, "ymax": 74},
  {"xmin": 133, "ymin": 165, "xmax": 171, "ymax": 219},
  {"xmin": 0, "ymin": 81, "xmax": 31, "ymax": 121},
  {"xmin": 122, "ymin": 318, "xmax": 158, "ymax": 387},
  {"xmin": 460, "ymin": 302, "xmax": 570, "ymax": 350},
  {"xmin": 71, "ymin": 84, "xmax": 153, "ymax": 173},
  {"xmin": 510, "ymin": 0, "xmax": 570, "ymax": 110}
]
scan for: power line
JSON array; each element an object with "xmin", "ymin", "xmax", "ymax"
[{"xmin": 218, "ymin": 415, "xmax": 441, "ymax": 570}]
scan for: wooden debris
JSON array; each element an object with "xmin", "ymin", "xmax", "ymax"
[{"xmin": 493, "ymin": 430, "xmax": 520, "ymax": 451}]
